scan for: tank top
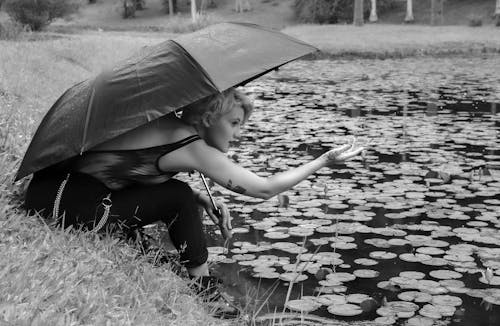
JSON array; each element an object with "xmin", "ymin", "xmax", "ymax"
[{"xmin": 72, "ymin": 135, "xmax": 201, "ymax": 190}]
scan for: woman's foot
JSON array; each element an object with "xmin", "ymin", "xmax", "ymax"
[{"xmin": 188, "ymin": 275, "xmax": 240, "ymax": 319}]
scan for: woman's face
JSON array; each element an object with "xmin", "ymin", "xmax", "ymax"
[{"xmin": 204, "ymin": 105, "xmax": 245, "ymax": 152}]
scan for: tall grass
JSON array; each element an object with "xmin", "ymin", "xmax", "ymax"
[{"xmin": 0, "ymin": 34, "xmax": 235, "ymax": 325}]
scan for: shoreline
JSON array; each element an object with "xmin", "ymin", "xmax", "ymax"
[{"xmin": 12, "ymin": 23, "xmax": 500, "ymax": 60}]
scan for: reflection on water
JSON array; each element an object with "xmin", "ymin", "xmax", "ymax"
[{"xmin": 199, "ymin": 57, "xmax": 500, "ymax": 326}]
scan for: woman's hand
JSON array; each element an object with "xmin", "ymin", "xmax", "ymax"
[
  {"xmin": 197, "ymin": 193, "xmax": 232, "ymax": 239},
  {"xmin": 321, "ymin": 140, "xmax": 365, "ymax": 167}
]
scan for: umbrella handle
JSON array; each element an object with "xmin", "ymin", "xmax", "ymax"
[
  {"xmin": 199, "ymin": 173, "xmax": 232, "ymax": 240},
  {"xmin": 199, "ymin": 173, "xmax": 221, "ymax": 216}
]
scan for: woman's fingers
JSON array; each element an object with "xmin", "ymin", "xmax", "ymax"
[
  {"xmin": 335, "ymin": 143, "xmax": 351, "ymax": 154},
  {"xmin": 217, "ymin": 203, "xmax": 232, "ymax": 239},
  {"xmin": 222, "ymin": 205, "xmax": 232, "ymax": 230},
  {"xmin": 338, "ymin": 146, "xmax": 365, "ymax": 160},
  {"xmin": 206, "ymin": 208, "xmax": 219, "ymax": 226}
]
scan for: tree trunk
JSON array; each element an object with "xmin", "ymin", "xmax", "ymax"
[
  {"xmin": 369, "ymin": 0, "xmax": 377, "ymax": 22},
  {"xmin": 191, "ymin": 0, "xmax": 197, "ymax": 23},
  {"xmin": 353, "ymin": 0, "xmax": 364, "ymax": 26},
  {"xmin": 235, "ymin": 0, "xmax": 241, "ymax": 12},
  {"xmin": 438, "ymin": 0, "xmax": 444, "ymax": 25},
  {"xmin": 430, "ymin": 0, "xmax": 436, "ymax": 25},
  {"xmin": 405, "ymin": 0, "xmax": 414, "ymax": 22},
  {"xmin": 495, "ymin": 0, "xmax": 500, "ymax": 26},
  {"xmin": 168, "ymin": 0, "xmax": 174, "ymax": 16}
]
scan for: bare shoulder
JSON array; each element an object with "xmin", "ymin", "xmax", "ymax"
[
  {"xmin": 93, "ymin": 116, "xmax": 197, "ymax": 150},
  {"xmin": 160, "ymin": 116, "xmax": 198, "ymax": 141}
]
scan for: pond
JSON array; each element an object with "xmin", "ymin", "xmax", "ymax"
[{"xmin": 187, "ymin": 56, "xmax": 500, "ymax": 325}]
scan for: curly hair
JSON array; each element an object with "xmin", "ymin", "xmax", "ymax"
[{"xmin": 180, "ymin": 88, "xmax": 253, "ymax": 127}]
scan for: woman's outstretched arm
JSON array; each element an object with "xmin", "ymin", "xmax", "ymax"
[{"xmin": 186, "ymin": 141, "xmax": 364, "ymax": 199}]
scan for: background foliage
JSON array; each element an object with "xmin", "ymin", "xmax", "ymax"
[
  {"xmin": 3, "ymin": 0, "xmax": 80, "ymax": 31},
  {"xmin": 293, "ymin": 0, "xmax": 398, "ymax": 24}
]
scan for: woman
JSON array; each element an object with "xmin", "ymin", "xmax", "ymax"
[{"xmin": 25, "ymin": 87, "xmax": 364, "ymax": 290}]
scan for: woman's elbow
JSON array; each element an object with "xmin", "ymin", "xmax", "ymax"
[
  {"xmin": 256, "ymin": 192, "xmax": 274, "ymax": 200},
  {"xmin": 251, "ymin": 188, "xmax": 276, "ymax": 200}
]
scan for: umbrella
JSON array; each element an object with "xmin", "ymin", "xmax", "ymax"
[{"xmin": 16, "ymin": 22, "xmax": 318, "ymax": 181}]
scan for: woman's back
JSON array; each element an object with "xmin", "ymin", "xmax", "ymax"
[{"xmin": 72, "ymin": 116, "xmax": 200, "ymax": 190}]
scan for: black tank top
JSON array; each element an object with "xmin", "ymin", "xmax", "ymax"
[{"xmin": 72, "ymin": 135, "xmax": 201, "ymax": 190}]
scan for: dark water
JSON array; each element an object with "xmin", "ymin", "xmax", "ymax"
[{"xmin": 197, "ymin": 57, "xmax": 500, "ymax": 325}]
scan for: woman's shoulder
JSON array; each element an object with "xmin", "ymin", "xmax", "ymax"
[
  {"xmin": 93, "ymin": 116, "xmax": 198, "ymax": 151},
  {"xmin": 161, "ymin": 117, "xmax": 198, "ymax": 140}
]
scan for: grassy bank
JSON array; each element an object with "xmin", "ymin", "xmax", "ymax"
[
  {"xmin": 0, "ymin": 34, "xmax": 239, "ymax": 325},
  {"xmin": 284, "ymin": 24, "xmax": 500, "ymax": 59}
]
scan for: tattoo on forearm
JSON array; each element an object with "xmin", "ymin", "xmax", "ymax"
[{"xmin": 226, "ymin": 179, "xmax": 247, "ymax": 194}]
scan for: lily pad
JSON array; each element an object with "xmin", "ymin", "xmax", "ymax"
[
  {"xmin": 353, "ymin": 269, "xmax": 380, "ymax": 278},
  {"xmin": 327, "ymin": 303, "xmax": 363, "ymax": 316},
  {"xmin": 285, "ymin": 298, "xmax": 320, "ymax": 312},
  {"xmin": 431, "ymin": 294, "xmax": 463, "ymax": 306},
  {"xmin": 398, "ymin": 291, "xmax": 433, "ymax": 303},
  {"xmin": 279, "ymin": 272, "xmax": 308, "ymax": 283},
  {"xmin": 429, "ymin": 270, "xmax": 463, "ymax": 280}
]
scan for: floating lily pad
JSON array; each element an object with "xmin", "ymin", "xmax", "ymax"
[
  {"xmin": 374, "ymin": 316, "xmax": 397, "ymax": 325},
  {"xmin": 399, "ymin": 253, "xmax": 432, "ymax": 263},
  {"xmin": 285, "ymin": 298, "xmax": 320, "ymax": 312},
  {"xmin": 253, "ymin": 271, "xmax": 280, "ymax": 279},
  {"xmin": 400, "ymin": 271, "xmax": 426, "ymax": 280},
  {"xmin": 316, "ymin": 294, "xmax": 347, "ymax": 305},
  {"xmin": 431, "ymin": 294, "xmax": 463, "ymax": 306},
  {"xmin": 419, "ymin": 304, "xmax": 442, "ymax": 319},
  {"xmin": 330, "ymin": 242, "xmax": 357, "ymax": 250},
  {"xmin": 353, "ymin": 269, "xmax": 380, "ymax": 278},
  {"xmin": 406, "ymin": 316, "xmax": 436, "ymax": 326},
  {"xmin": 326, "ymin": 272, "xmax": 356, "ymax": 283},
  {"xmin": 416, "ymin": 247, "xmax": 445, "ymax": 255},
  {"xmin": 346, "ymin": 293, "xmax": 371, "ymax": 304},
  {"xmin": 354, "ymin": 258, "xmax": 379, "ymax": 266},
  {"xmin": 479, "ymin": 275, "xmax": 500, "ymax": 285},
  {"xmin": 279, "ymin": 272, "xmax": 308, "ymax": 283},
  {"xmin": 429, "ymin": 270, "xmax": 463, "ymax": 280},
  {"xmin": 327, "ymin": 303, "xmax": 363, "ymax": 316},
  {"xmin": 370, "ymin": 251, "xmax": 397, "ymax": 260},
  {"xmin": 398, "ymin": 291, "xmax": 433, "ymax": 303},
  {"xmin": 263, "ymin": 232, "xmax": 290, "ymax": 239}
]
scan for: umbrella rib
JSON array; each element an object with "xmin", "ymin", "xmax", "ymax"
[{"xmin": 80, "ymin": 86, "xmax": 96, "ymax": 154}]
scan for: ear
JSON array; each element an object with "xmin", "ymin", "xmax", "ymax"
[{"xmin": 201, "ymin": 112, "xmax": 214, "ymax": 127}]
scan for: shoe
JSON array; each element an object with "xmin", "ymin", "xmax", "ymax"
[
  {"xmin": 189, "ymin": 275, "xmax": 241, "ymax": 319},
  {"xmin": 189, "ymin": 275, "xmax": 224, "ymax": 301}
]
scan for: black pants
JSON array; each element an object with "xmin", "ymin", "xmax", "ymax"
[{"xmin": 25, "ymin": 170, "xmax": 208, "ymax": 268}]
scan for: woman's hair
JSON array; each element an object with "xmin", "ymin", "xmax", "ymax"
[{"xmin": 180, "ymin": 88, "xmax": 253, "ymax": 126}]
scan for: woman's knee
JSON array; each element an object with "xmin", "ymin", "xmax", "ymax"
[{"xmin": 167, "ymin": 179, "xmax": 196, "ymax": 203}]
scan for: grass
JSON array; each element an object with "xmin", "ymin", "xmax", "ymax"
[
  {"xmin": 0, "ymin": 212, "xmax": 216, "ymax": 325},
  {"xmin": 283, "ymin": 24, "xmax": 500, "ymax": 59},
  {"xmin": 0, "ymin": 34, "xmax": 243, "ymax": 325}
]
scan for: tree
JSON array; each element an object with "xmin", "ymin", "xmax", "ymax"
[
  {"xmin": 495, "ymin": 0, "xmax": 500, "ymax": 26},
  {"xmin": 4, "ymin": 0, "xmax": 79, "ymax": 31},
  {"xmin": 430, "ymin": 0, "xmax": 444, "ymax": 25},
  {"xmin": 123, "ymin": 0, "xmax": 135, "ymax": 18},
  {"xmin": 167, "ymin": 0, "xmax": 174, "ymax": 16},
  {"xmin": 404, "ymin": 0, "xmax": 414, "ymax": 22},
  {"xmin": 234, "ymin": 0, "xmax": 251, "ymax": 13},
  {"xmin": 369, "ymin": 0, "xmax": 377, "ymax": 22},
  {"xmin": 191, "ymin": 0, "xmax": 197, "ymax": 23},
  {"xmin": 353, "ymin": 0, "xmax": 363, "ymax": 26}
]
